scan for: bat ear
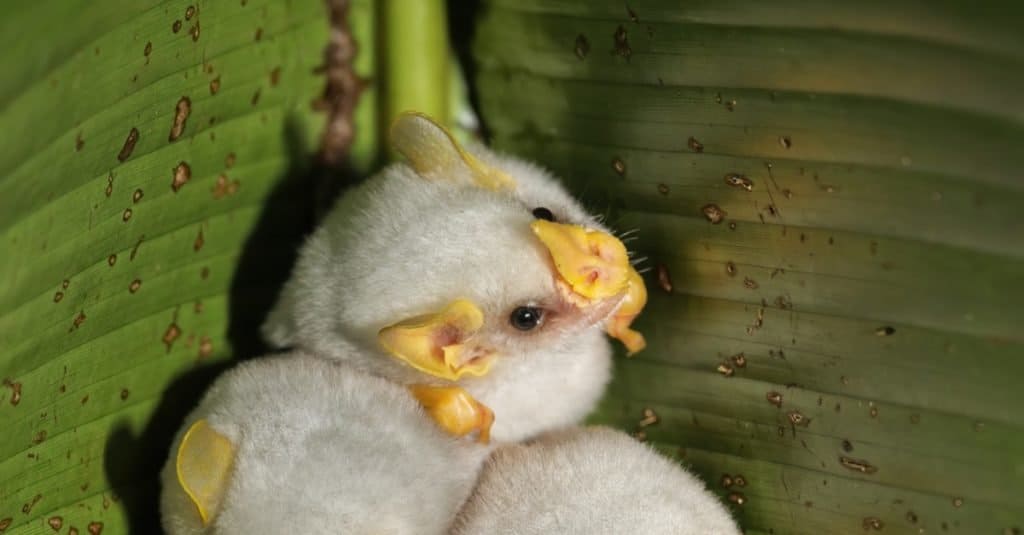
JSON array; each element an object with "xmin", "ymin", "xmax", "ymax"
[
  {"xmin": 377, "ymin": 299, "xmax": 497, "ymax": 381},
  {"xmin": 261, "ymin": 282, "xmax": 298, "ymax": 348},
  {"xmin": 175, "ymin": 419, "xmax": 236, "ymax": 526},
  {"xmin": 389, "ymin": 111, "xmax": 516, "ymax": 191}
]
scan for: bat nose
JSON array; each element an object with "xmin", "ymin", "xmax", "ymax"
[{"xmin": 530, "ymin": 220, "xmax": 631, "ymax": 300}]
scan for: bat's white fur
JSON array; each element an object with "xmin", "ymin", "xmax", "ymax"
[
  {"xmin": 452, "ymin": 426, "xmax": 740, "ymax": 535},
  {"xmin": 263, "ymin": 145, "xmax": 617, "ymax": 443},
  {"xmin": 160, "ymin": 353, "xmax": 490, "ymax": 535}
]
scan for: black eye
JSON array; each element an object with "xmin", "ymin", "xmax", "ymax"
[
  {"xmin": 532, "ymin": 207, "xmax": 555, "ymax": 222},
  {"xmin": 510, "ymin": 306, "xmax": 544, "ymax": 331}
]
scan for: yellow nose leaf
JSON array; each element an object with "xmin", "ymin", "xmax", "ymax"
[
  {"xmin": 409, "ymin": 384, "xmax": 495, "ymax": 444},
  {"xmin": 175, "ymin": 419, "xmax": 235, "ymax": 526},
  {"xmin": 390, "ymin": 112, "xmax": 516, "ymax": 191},
  {"xmin": 378, "ymin": 299, "xmax": 496, "ymax": 380},
  {"xmin": 531, "ymin": 220, "xmax": 630, "ymax": 301},
  {"xmin": 606, "ymin": 266, "xmax": 649, "ymax": 356}
]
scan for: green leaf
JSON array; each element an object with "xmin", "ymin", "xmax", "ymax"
[
  {"xmin": 472, "ymin": 1, "xmax": 1024, "ymax": 534},
  {"xmin": 0, "ymin": 0, "xmax": 345, "ymax": 532}
]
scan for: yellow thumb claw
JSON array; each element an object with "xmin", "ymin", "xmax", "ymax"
[
  {"xmin": 176, "ymin": 419, "xmax": 235, "ymax": 526},
  {"xmin": 606, "ymin": 266, "xmax": 649, "ymax": 356},
  {"xmin": 390, "ymin": 112, "xmax": 516, "ymax": 191},
  {"xmin": 409, "ymin": 384, "xmax": 495, "ymax": 444},
  {"xmin": 531, "ymin": 220, "xmax": 630, "ymax": 301},
  {"xmin": 379, "ymin": 299, "xmax": 496, "ymax": 381}
]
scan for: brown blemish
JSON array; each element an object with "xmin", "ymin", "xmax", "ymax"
[
  {"xmin": 726, "ymin": 492, "xmax": 745, "ymax": 505},
  {"xmin": 251, "ymin": 88, "xmax": 261, "ymax": 106},
  {"xmin": 130, "ymin": 235, "xmax": 144, "ymax": 260},
  {"xmin": 733, "ymin": 475, "xmax": 747, "ymax": 487},
  {"xmin": 788, "ymin": 411, "xmax": 809, "ymax": 427},
  {"xmin": 611, "ymin": 157, "xmax": 626, "ymax": 175},
  {"xmin": 200, "ymin": 266, "xmax": 210, "ymax": 279},
  {"xmin": 0, "ymin": 518, "xmax": 11, "ymax": 532},
  {"xmin": 198, "ymin": 336, "xmax": 213, "ymax": 358},
  {"xmin": 906, "ymin": 511, "xmax": 918, "ymax": 523},
  {"xmin": 612, "ymin": 25, "xmax": 631, "ymax": 59},
  {"xmin": 132, "ymin": 188, "xmax": 143, "ymax": 203},
  {"xmin": 190, "ymin": 20, "xmax": 201, "ymax": 41},
  {"xmin": 869, "ymin": 406, "xmax": 879, "ymax": 418},
  {"xmin": 193, "ymin": 229, "xmax": 204, "ymax": 251},
  {"xmin": 725, "ymin": 99, "xmax": 737, "ymax": 111},
  {"xmin": 687, "ymin": 136, "xmax": 704, "ymax": 152},
  {"xmin": 632, "ymin": 430, "xmax": 646, "ymax": 442},
  {"xmin": 129, "ymin": 279, "xmax": 142, "ymax": 293},
  {"xmin": 774, "ymin": 295, "xmax": 792, "ymax": 309},
  {"xmin": 725, "ymin": 261, "xmax": 737, "ymax": 277},
  {"xmin": 168, "ymin": 96, "xmax": 192, "ymax": 141},
  {"xmin": 839, "ymin": 455, "xmax": 878, "ymax": 474},
  {"xmin": 254, "ymin": 27, "xmax": 263, "ymax": 41},
  {"xmin": 779, "ymin": 136, "xmax": 792, "ymax": 149},
  {"xmin": 171, "ymin": 161, "xmax": 191, "ymax": 192},
  {"xmin": 656, "ymin": 264, "xmax": 672, "ymax": 293},
  {"xmin": 574, "ymin": 34, "xmax": 590, "ymax": 59},
  {"xmin": 117, "ymin": 128, "xmax": 139, "ymax": 162},
  {"xmin": 47, "ymin": 516, "xmax": 63, "ymax": 531},
  {"xmin": 952, "ymin": 497, "xmax": 964, "ymax": 508},
  {"xmin": 212, "ymin": 173, "xmax": 241, "ymax": 198},
  {"xmin": 21, "ymin": 494, "xmax": 42, "ymax": 514},
  {"xmin": 143, "ymin": 41, "xmax": 152, "ymax": 56},
  {"xmin": 842, "ymin": 439, "xmax": 853, "ymax": 452},
  {"xmin": 209, "ymin": 76, "xmax": 221, "ymax": 95},
  {"xmin": 81, "ymin": 395, "xmax": 89, "ymax": 405},
  {"xmin": 76, "ymin": 132, "xmax": 85, "ymax": 152},
  {"xmin": 108, "ymin": 254, "xmax": 118, "ymax": 267},
  {"xmin": 626, "ymin": 6, "xmax": 638, "ymax": 22},
  {"xmin": 88, "ymin": 522, "xmax": 103, "ymax": 535},
  {"xmin": 163, "ymin": 323, "xmax": 181, "ymax": 352},
  {"xmin": 702, "ymin": 204, "xmax": 725, "ymax": 224},
  {"xmin": 730, "ymin": 353, "xmax": 747, "ymax": 368},
  {"xmin": 33, "ymin": 430, "xmax": 47, "ymax": 444},
  {"xmin": 105, "ymin": 172, "xmax": 114, "ymax": 196},
  {"xmin": 53, "ymin": 291, "xmax": 64, "ymax": 303},
  {"xmin": 910, "ymin": 413, "xmax": 921, "ymax": 424},
  {"xmin": 70, "ymin": 310, "xmax": 87, "ymax": 332},
  {"xmin": 269, "ymin": 67, "xmax": 281, "ymax": 86},
  {"xmin": 766, "ymin": 391, "xmax": 782, "ymax": 407},
  {"xmin": 3, "ymin": 379, "xmax": 22, "ymax": 406},
  {"xmin": 69, "ymin": 527, "xmax": 79, "ymax": 535},
  {"xmin": 720, "ymin": 474, "xmax": 733, "ymax": 488},
  {"xmin": 743, "ymin": 277, "xmax": 759, "ymax": 289},
  {"xmin": 862, "ymin": 517, "xmax": 884, "ymax": 531},
  {"xmin": 120, "ymin": 388, "xmax": 130, "ymax": 400},
  {"xmin": 194, "ymin": 300, "xmax": 204, "ymax": 314},
  {"xmin": 122, "ymin": 208, "xmax": 132, "ymax": 222},
  {"xmin": 172, "ymin": 20, "xmax": 182, "ymax": 33},
  {"xmin": 638, "ymin": 407, "xmax": 659, "ymax": 427},
  {"xmin": 875, "ymin": 326, "xmax": 895, "ymax": 336},
  {"xmin": 657, "ymin": 183, "xmax": 669, "ymax": 195},
  {"xmin": 723, "ymin": 173, "xmax": 754, "ymax": 191},
  {"xmin": 224, "ymin": 152, "xmax": 236, "ymax": 168},
  {"xmin": 716, "ymin": 363, "xmax": 734, "ymax": 377},
  {"xmin": 185, "ymin": 5, "xmax": 196, "ymax": 19}
]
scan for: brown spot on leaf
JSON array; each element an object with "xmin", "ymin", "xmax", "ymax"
[
  {"xmin": 839, "ymin": 456, "xmax": 878, "ymax": 474},
  {"xmin": 33, "ymin": 430, "xmax": 47, "ymax": 444},
  {"xmin": 638, "ymin": 407, "xmax": 659, "ymax": 427},
  {"xmin": 612, "ymin": 25, "xmax": 631, "ymax": 59},
  {"xmin": 190, "ymin": 20, "xmax": 201, "ymax": 41},
  {"xmin": 200, "ymin": 267, "xmax": 210, "ymax": 279},
  {"xmin": 172, "ymin": 20, "xmax": 182, "ymax": 33},
  {"xmin": 163, "ymin": 323, "xmax": 181, "ymax": 352},
  {"xmin": 193, "ymin": 229, "xmax": 204, "ymax": 251},
  {"xmin": 69, "ymin": 527, "xmax": 79, "ymax": 535},
  {"xmin": 76, "ymin": 132, "xmax": 85, "ymax": 152},
  {"xmin": 723, "ymin": 173, "xmax": 753, "ymax": 191},
  {"xmin": 875, "ymin": 326, "xmax": 895, "ymax": 336},
  {"xmin": 132, "ymin": 188, "xmax": 143, "ymax": 203},
  {"xmin": 254, "ymin": 27, "xmax": 263, "ymax": 41},
  {"xmin": 733, "ymin": 475, "xmax": 747, "ymax": 487},
  {"xmin": 47, "ymin": 516, "xmax": 62, "ymax": 531},
  {"xmin": 788, "ymin": 411, "xmax": 809, "ymax": 427},
  {"xmin": 225, "ymin": 152, "xmax": 236, "ymax": 168},
  {"xmin": 117, "ymin": 128, "xmax": 139, "ymax": 162},
  {"xmin": 168, "ymin": 96, "xmax": 192, "ymax": 141},
  {"xmin": 574, "ymin": 34, "xmax": 590, "ymax": 59},
  {"xmin": 766, "ymin": 391, "xmax": 782, "ymax": 407},
  {"xmin": 120, "ymin": 388, "xmax": 130, "ymax": 400},
  {"xmin": 212, "ymin": 173, "xmax": 241, "ymax": 198},
  {"xmin": 185, "ymin": 5, "xmax": 196, "ymax": 19},
  {"xmin": 730, "ymin": 353, "xmax": 747, "ymax": 368},
  {"xmin": 105, "ymin": 173, "xmax": 114, "ymax": 197},
  {"xmin": 952, "ymin": 497, "xmax": 964, "ymax": 508},
  {"xmin": 171, "ymin": 162, "xmax": 191, "ymax": 192},
  {"xmin": 0, "ymin": 518, "xmax": 11, "ymax": 532},
  {"xmin": 687, "ymin": 137, "xmax": 704, "ymax": 152},
  {"xmin": 88, "ymin": 522, "xmax": 104, "ymax": 535},
  {"xmin": 129, "ymin": 279, "xmax": 142, "ymax": 293},
  {"xmin": 842, "ymin": 439, "xmax": 853, "ymax": 452},
  {"xmin": 657, "ymin": 183, "xmax": 669, "ymax": 196},
  {"xmin": 862, "ymin": 517, "xmax": 884, "ymax": 531},
  {"xmin": 53, "ymin": 291, "xmax": 64, "ymax": 303},
  {"xmin": 656, "ymin": 264, "xmax": 672, "ymax": 293},
  {"xmin": 3, "ymin": 379, "xmax": 22, "ymax": 406},
  {"xmin": 269, "ymin": 67, "xmax": 281, "ymax": 86},
  {"xmin": 779, "ymin": 136, "xmax": 792, "ymax": 149},
  {"xmin": 22, "ymin": 494, "xmax": 42, "ymax": 514},
  {"xmin": 122, "ymin": 208, "xmax": 132, "ymax": 222},
  {"xmin": 720, "ymin": 474, "xmax": 733, "ymax": 488},
  {"xmin": 725, "ymin": 261, "xmax": 737, "ymax": 277},
  {"xmin": 209, "ymin": 76, "xmax": 221, "ymax": 95},
  {"xmin": 70, "ymin": 310, "xmax": 87, "ymax": 331},
  {"xmin": 702, "ymin": 204, "xmax": 725, "ymax": 224},
  {"xmin": 727, "ymin": 492, "xmax": 745, "ymax": 505},
  {"xmin": 198, "ymin": 336, "xmax": 213, "ymax": 359},
  {"xmin": 716, "ymin": 363, "xmax": 734, "ymax": 377},
  {"xmin": 251, "ymin": 88, "xmax": 261, "ymax": 106},
  {"xmin": 143, "ymin": 41, "xmax": 152, "ymax": 56},
  {"xmin": 743, "ymin": 277, "xmax": 759, "ymax": 289},
  {"xmin": 610, "ymin": 157, "xmax": 626, "ymax": 176}
]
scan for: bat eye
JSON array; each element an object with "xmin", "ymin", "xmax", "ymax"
[
  {"xmin": 531, "ymin": 207, "xmax": 555, "ymax": 222},
  {"xmin": 510, "ymin": 306, "xmax": 544, "ymax": 331}
]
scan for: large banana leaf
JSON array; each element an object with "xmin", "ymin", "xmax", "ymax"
[
  {"xmin": 472, "ymin": 1, "xmax": 1024, "ymax": 534},
  {"xmin": 0, "ymin": 0, "xmax": 371, "ymax": 531}
]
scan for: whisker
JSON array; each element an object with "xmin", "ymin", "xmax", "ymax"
[
  {"xmin": 636, "ymin": 267, "xmax": 653, "ymax": 274},
  {"xmin": 617, "ymin": 228, "xmax": 640, "ymax": 238},
  {"xmin": 630, "ymin": 255, "xmax": 649, "ymax": 265}
]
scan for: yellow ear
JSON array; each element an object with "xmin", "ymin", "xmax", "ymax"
[
  {"xmin": 389, "ymin": 111, "xmax": 516, "ymax": 191},
  {"xmin": 175, "ymin": 419, "xmax": 236, "ymax": 526}
]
